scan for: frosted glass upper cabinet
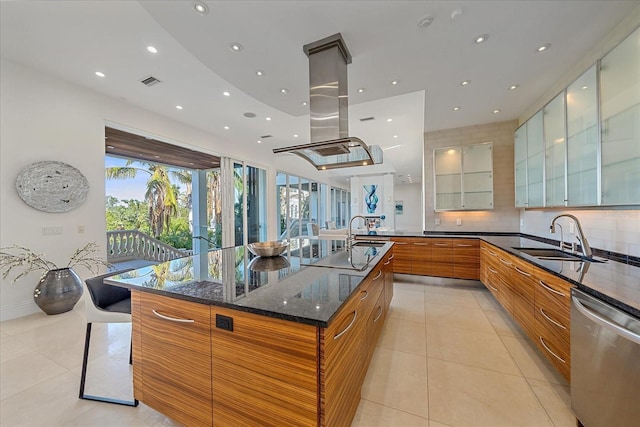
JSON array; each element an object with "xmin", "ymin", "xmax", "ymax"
[
  {"xmin": 434, "ymin": 147, "xmax": 462, "ymax": 210},
  {"xmin": 462, "ymin": 143, "xmax": 493, "ymax": 209},
  {"xmin": 600, "ymin": 26, "xmax": 640, "ymax": 206},
  {"xmin": 566, "ymin": 65, "xmax": 599, "ymax": 206},
  {"xmin": 434, "ymin": 143, "xmax": 493, "ymax": 211},
  {"xmin": 544, "ymin": 92, "xmax": 567, "ymax": 207},
  {"xmin": 514, "ymin": 124, "xmax": 528, "ymax": 207},
  {"xmin": 526, "ymin": 111, "xmax": 544, "ymax": 207}
]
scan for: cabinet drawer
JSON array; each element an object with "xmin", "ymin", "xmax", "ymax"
[
  {"xmin": 139, "ymin": 292, "xmax": 211, "ymax": 355},
  {"xmin": 534, "ymin": 273, "xmax": 571, "ymax": 328},
  {"xmin": 535, "ymin": 317, "xmax": 570, "ymax": 381}
]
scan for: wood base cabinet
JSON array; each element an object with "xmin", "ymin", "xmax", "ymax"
[
  {"xmin": 390, "ymin": 237, "xmax": 412, "ymax": 274},
  {"xmin": 479, "ymin": 242, "xmax": 572, "ymax": 383},
  {"xmin": 133, "ymin": 292, "xmax": 213, "ymax": 427},
  {"xmin": 453, "ymin": 239, "xmax": 480, "ymax": 280},
  {"xmin": 131, "ymin": 252, "xmax": 394, "ymax": 427}
]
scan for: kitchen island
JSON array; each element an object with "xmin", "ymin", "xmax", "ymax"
[{"xmin": 106, "ymin": 239, "xmax": 394, "ymax": 427}]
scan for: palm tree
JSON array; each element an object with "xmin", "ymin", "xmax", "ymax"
[{"xmin": 106, "ymin": 160, "xmax": 187, "ymax": 238}]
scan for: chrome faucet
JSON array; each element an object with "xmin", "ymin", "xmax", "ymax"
[
  {"xmin": 550, "ymin": 214, "xmax": 592, "ymax": 258},
  {"xmin": 347, "ymin": 215, "xmax": 368, "ymax": 250}
]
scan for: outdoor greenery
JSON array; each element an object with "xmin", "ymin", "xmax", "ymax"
[{"xmin": 105, "ymin": 158, "xmax": 225, "ymax": 251}]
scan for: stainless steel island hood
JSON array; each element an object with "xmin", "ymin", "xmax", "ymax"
[{"xmin": 273, "ymin": 33, "xmax": 383, "ymax": 170}]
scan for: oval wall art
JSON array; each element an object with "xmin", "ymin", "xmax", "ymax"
[{"xmin": 15, "ymin": 161, "xmax": 89, "ymax": 213}]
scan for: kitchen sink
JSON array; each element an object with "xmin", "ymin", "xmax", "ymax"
[
  {"xmin": 512, "ymin": 247, "xmax": 604, "ymax": 263},
  {"xmin": 351, "ymin": 241, "xmax": 386, "ymax": 247}
]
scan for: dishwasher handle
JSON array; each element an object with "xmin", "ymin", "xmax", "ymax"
[{"xmin": 572, "ymin": 296, "xmax": 640, "ymax": 345}]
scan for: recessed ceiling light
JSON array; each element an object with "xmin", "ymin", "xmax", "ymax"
[
  {"xmin": 461, "ymin": 80, "xmax": 471, "ymax": 86},
  {"xmin": 301, "ymin": 101, "xmax": 308, "ymax": 106},
  {"xmin": 257, "ymin": 140, "xmax": 262, "ymax": 144},
  {"xmin": 357, "ymin": 88, "xmax": 365, "ymax": 93},
  {"xmin": 581, "ymin": 85, "xmax": 588, "ymax": 90},
  {"xmin": 508, "ymin": 84, "xmax": 519, "ymax": 90},
  {"xmin": 229, "ymin": 42, "xmax": 243, "ymax": 52},
  {"xmin": 95, "ymin": 71, "xmax": 105, "ymax": 77},
  {"xmin": 193, "ymin": 2, "xmax": 208, "ymax": 15},
  {"xmin": 293, "ymin": 134, "xmax": 299, "ymax": 138},
  {"xmin": 452, "ymin": 106, "xmax": 461, "ymax": 111},
  {"xmin": 256, "ymin": 70, "xmax": 264, "ymax": 77},
  {"xmin": 536, "ymin": 43, "xmax": 551, "ymax": 52},
  {"xmin": 266, "ymin": 117, "xmax": 271, "ymax": 121},
  {"xmin": 393, "ymin": 135, "xmax": 398, "ymax": 138},
  {"xmin": 223, "ymin": 91, "xmax": 230, "ymax": 97},
  {"xmin": 387, "ymin": 118, "xmax": 393, "ymax": 122},
  {"xmin": 418, "ymin": 15, "xmax": 434, "ymax": 28},
  {"xmin": 493, "ymin": 109, "xmax": 501, "ymax": 114},
  {"xmin": 224, "ymin": 126, "xmax": 230, "ymax": 130},
  {"xmin": 176, "ymin": 105, "xmax": 183, "ymax": 110},
  {"xmin": 146, "ymin": 46, "xmax": 158, "ymax": 54},
  {"xmin": 391, "ymin": 80, "xmax": 398, "ymax": 85},
  {"xmin": 280, "ymin": 88, "xmax": 288, "ymax": 94},
  {"xmin": 474, "ymin": 34, "xmax": 489, "ymax": 44}
]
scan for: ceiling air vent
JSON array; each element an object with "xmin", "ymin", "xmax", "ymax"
[
  {"xmin": 359, "ymin": 116, "xmax": 375, "ymax": 122},
  {"xmin": 260, "ymin": 135, "xmax": 273, "ymax": 139},
  {"xmin": 140, "ymin": 76, "xmax": 162, "ymax": 87}
]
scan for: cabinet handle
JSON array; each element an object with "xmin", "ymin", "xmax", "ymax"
[
  {"xmin": 539, "ymin": 337, "xmax": 565, "ymax": 364},
  {"xmin": 434, "ymin": 243, "xmax": 449, "ymax": 246},
  {"xmin": 540, "ymin": 308, "xmax": 566, "ymax": 330},
  {"xmin": 388, "ymin": 254, "xmax": 394, "ymax": 260},
  {"xmin": 414, "ymin": 242, "xmax": 429, "ymax": 246},
  {"xmin": 373, "ymin": 270, "xmax": 383, "ymax": 280},
  {"xmin": 152, "ymin": 309, "xmax": 195, "ymax": 323},
  {"xmin": 360, "ymin": 290, "xmax": 369, "ymax": 301},
  {"xmin": 373, "ymin": 306, "xmax": 383, "ymax": 322},
  {"xmin": 538, "ymin": 280, "xmax": 566, "ymax": 297},
  {"xmin": 487, "ymin": 282, "xmax": 499, "ymax": 292},
  {"xmin": 488, "ymin": 267, "xmax": 498, "ymax": 274},
  {"xmin": 514, "ymin": 266, "xmax": 531, "ymax": 277},
  {"xmin": 456, "ymin": 244, "xmax": 473, "ymax": 247},
  {"xmin": 499, "ymin": 258, "xmax": 512, "ymax": 266},
  {"xmin": 394, "ymin": 242, "xmax": 408, "ymax": 245},
  {"xmin": 334, "ymin": 311, "xmax": 357, "ymax": 340},
  {"xmin": 487, "ymin": 250, "xmax": 497, "ymax": 256},
  {"xmin": 384, "ymin": 260, "xmax": 391, "ymax": 266}
]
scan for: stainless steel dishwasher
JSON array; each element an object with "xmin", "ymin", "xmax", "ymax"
[{"xmin": 571, "ymin": 289, "xmax": 640, "ymax": 427}]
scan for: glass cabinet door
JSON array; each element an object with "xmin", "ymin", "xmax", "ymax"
[
  {"xmin": 566, "ymin": 65, "xmax": 599, "ymax": 206},
  {"xmin": 600, "ymin": 27, "xmax": 640, "ymax": 205},
  {"xmin": 462, "ymin": 143, "xmax": 493, "ymax": 209},
  {"xmin": 526, "ymin": 111, "xmax": 545, "ymax": 207},
  {"xmin": 544, "ymin": 92, "xmax": 567, "ymax": 207},
  {"xmin": 434, "ymin": 147, "xmax": 462, "ymax": 210},
  {"xmin": 514, "ymin": 124, "xmax": 528, "ymax": 207}
]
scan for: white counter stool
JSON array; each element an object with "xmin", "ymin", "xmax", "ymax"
[{"xmin": 79, "ymin": 271, "xmax": 138, "ymax": 407}]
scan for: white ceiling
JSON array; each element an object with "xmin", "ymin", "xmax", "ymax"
[{"xmin": 1, "ymin": 1, "xmax": 637, "ymax": 185}]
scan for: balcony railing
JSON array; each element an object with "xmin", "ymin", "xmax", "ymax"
[{"xmin": 107, "ymin": 230, "xmax": 190, "ymax": 263}]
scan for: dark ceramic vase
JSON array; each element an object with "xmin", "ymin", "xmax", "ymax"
[{"xmin": 33, "ymin": 268, "xmax": 84, "ymax": 315}]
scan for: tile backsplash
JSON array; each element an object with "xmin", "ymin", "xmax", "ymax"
[{"xmin": 521, "ymin": 209, "xmax": 640, "ymax": 257}]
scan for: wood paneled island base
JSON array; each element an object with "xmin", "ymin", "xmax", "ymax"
[{"xmin": 127, "ymin": 247, "xmax": 394, "ymax": 427}]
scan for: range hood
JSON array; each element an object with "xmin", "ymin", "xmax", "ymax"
[{"xmin": 273, "ymin": 33, "xmax": 383, "ymax": 170}]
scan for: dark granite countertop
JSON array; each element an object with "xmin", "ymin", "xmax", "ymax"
[
  {"xmin": 105, "ymin": 239, "xmax": 392, "ymax": 328},
  {"xmin": 356, "ymin": 230, "xmax": 639, "ymax": 318}
]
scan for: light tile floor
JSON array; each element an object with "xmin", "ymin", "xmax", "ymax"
[{"xmin": 1, "ymin": 278, "xmax": 575, "ymax": 426}]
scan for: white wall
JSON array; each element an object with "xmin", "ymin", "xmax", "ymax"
[
  {"xmin": 0, "ymin": 59, "xmax": 328, "ymax": 320},
  {"xmin": 393, "ymin": 183, "xmax": 422, "ymax": 231}
]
